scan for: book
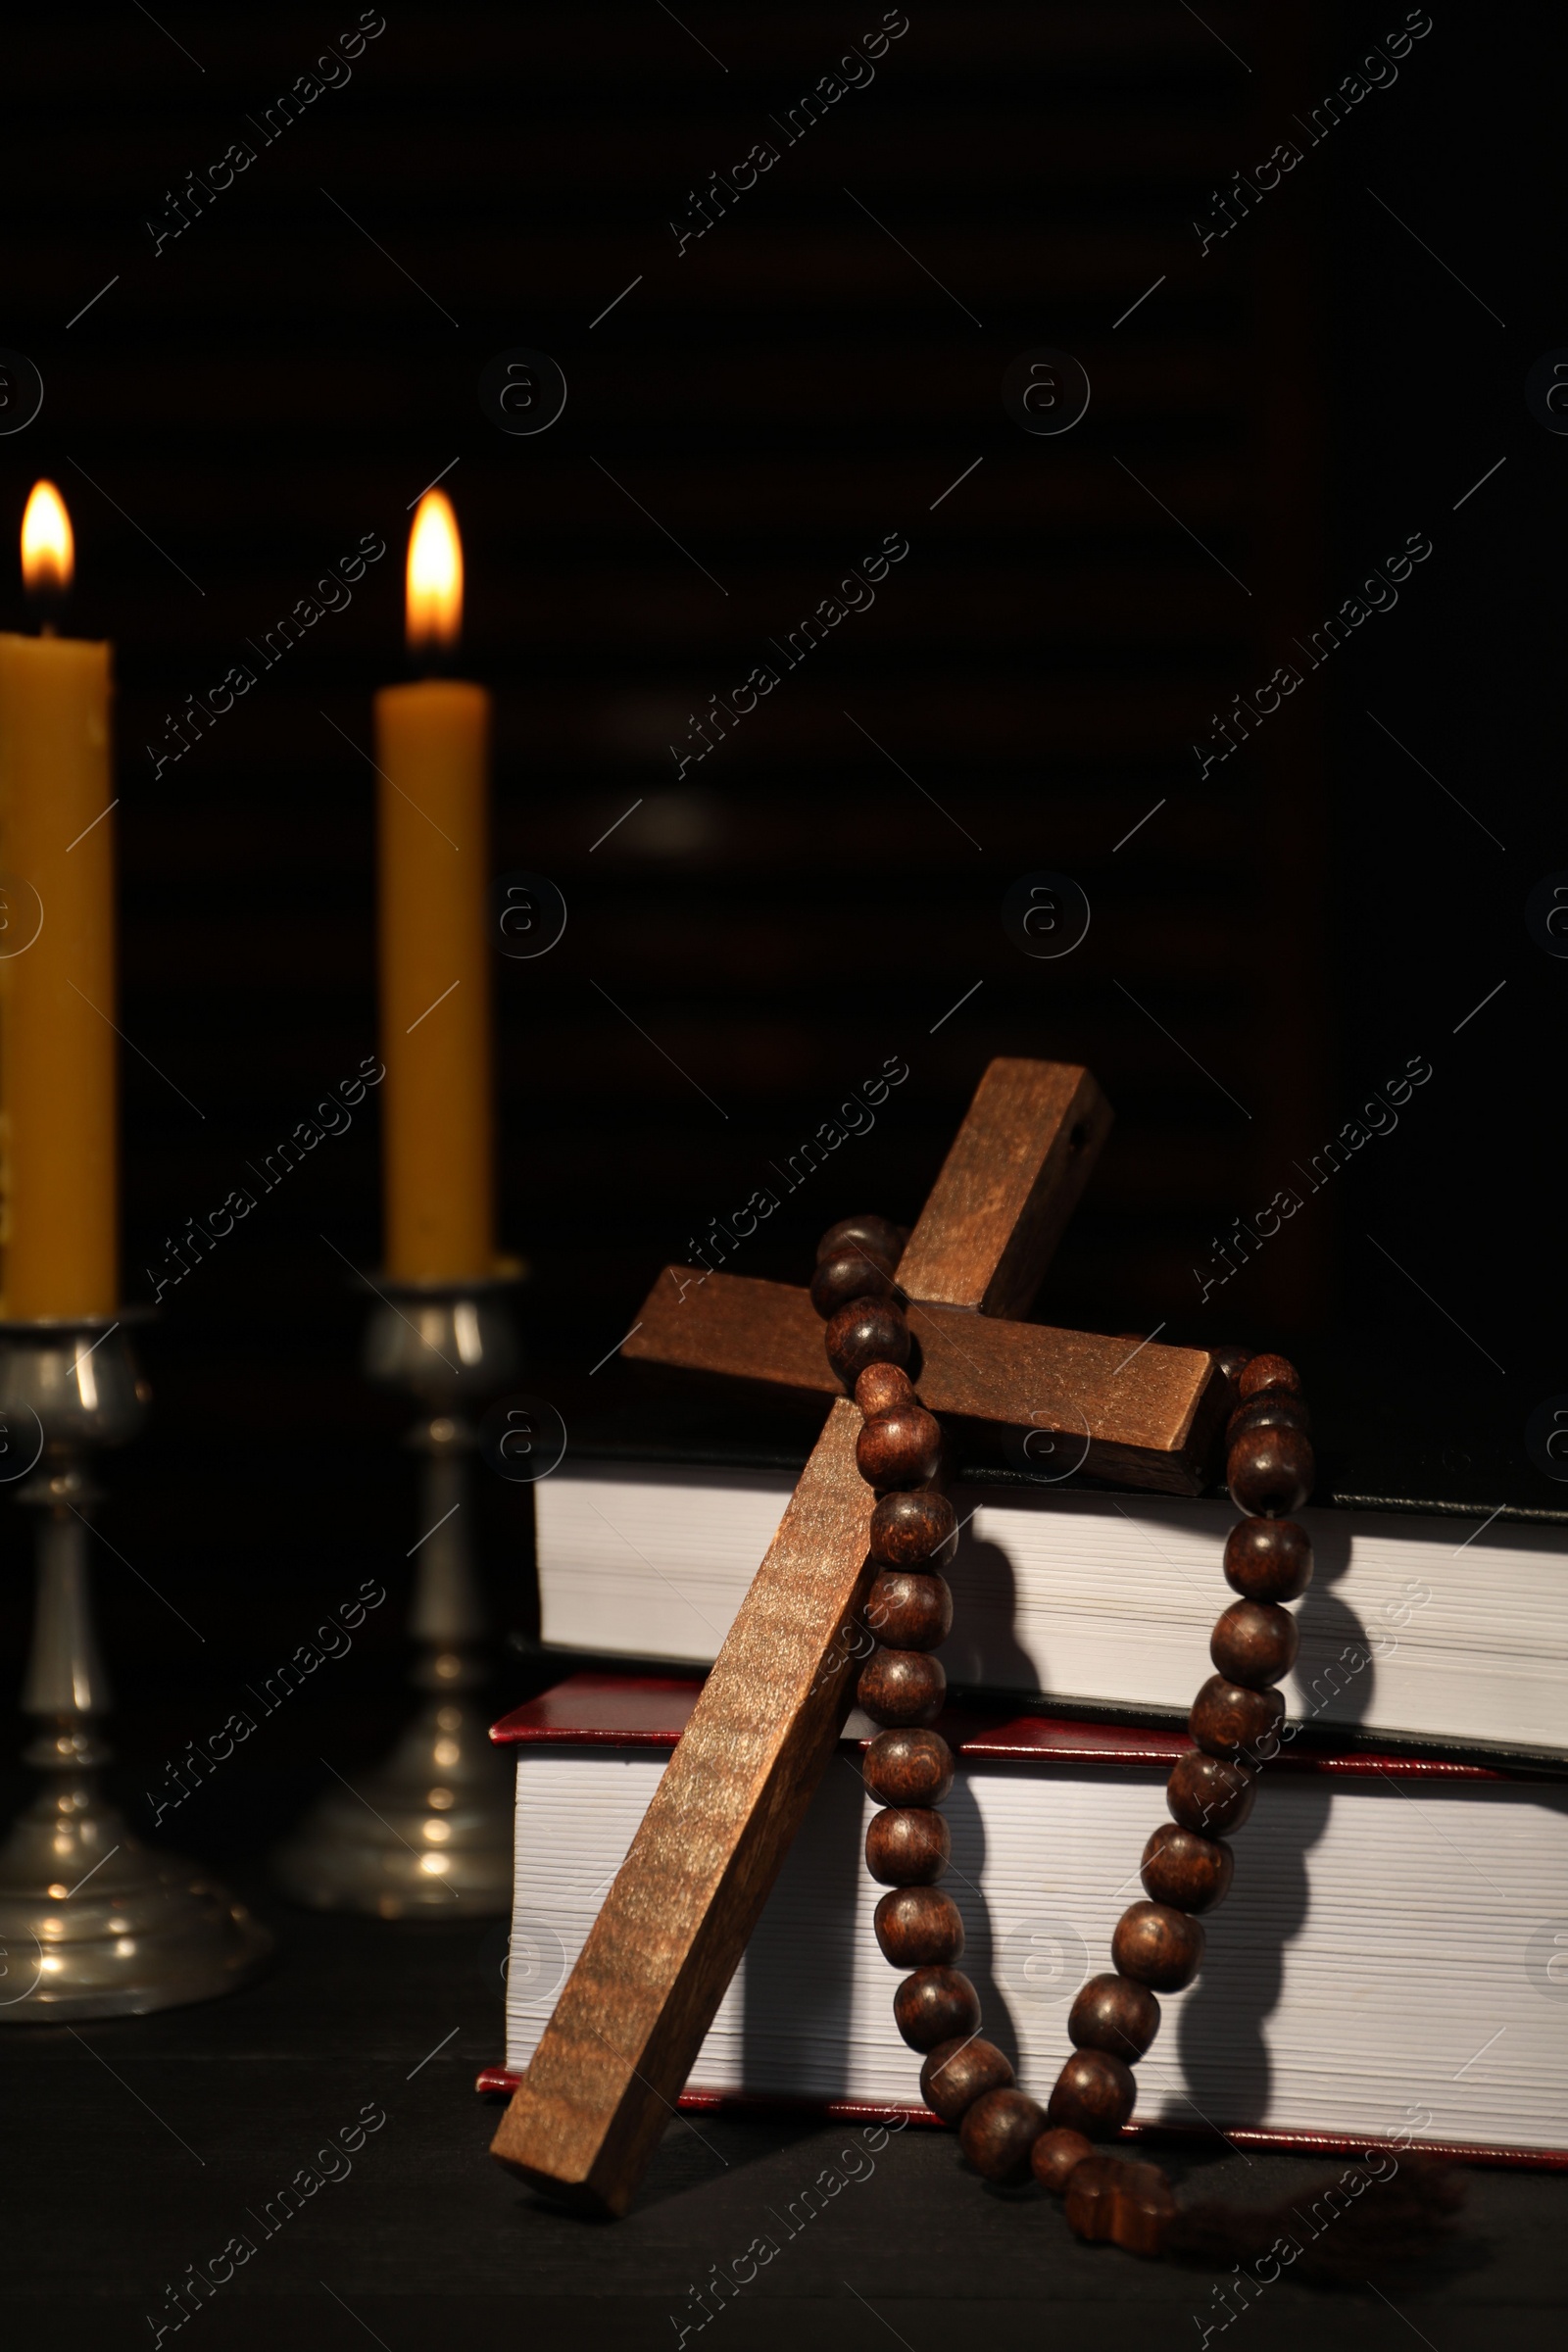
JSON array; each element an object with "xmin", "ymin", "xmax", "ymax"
[
  {"xmin": 486, "ymin": 1673, "xmax": 1568, "ymax": 2165},
  {"xmin": 530, "ymin": 1402, "xmax": 1568, "ymax": 1764}
]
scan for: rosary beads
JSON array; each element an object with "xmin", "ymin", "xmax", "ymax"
[{"xmin": 809, "ymin": 1211, "xmax": 1316, "ymax": 2257}]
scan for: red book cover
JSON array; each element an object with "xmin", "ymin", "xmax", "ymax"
[{"xmin": 481, "ymin": 1673, "xmax": 1567, "ymax": 2171}]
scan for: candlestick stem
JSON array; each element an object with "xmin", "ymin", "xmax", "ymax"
[
  {"xmin": 0, "ymin": 1319, "xmax": 270, "ymax": 2020},
  {"xmin": 22, "ymin": 1464, "xmax": 111, "ymax": 1736},
  {"xmin": 271, "ymin": 1281, "xmax": 517, "ymax": 1917},
  {"xmin": 409, "ymin": 1418, "xmax": 484, "ymax": 1655}
]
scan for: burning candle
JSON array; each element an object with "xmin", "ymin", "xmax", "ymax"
[
  {"xmin": 0, "ymin": 482, "xmax": 118, "ymax": 1319},
  {"xmin": 373, "ymin": 491, "xmax": 495, "ymax": 1283}
]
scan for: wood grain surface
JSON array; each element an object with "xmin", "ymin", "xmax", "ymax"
[
  {"xmin": 491, "ymin": 1057, "xmax": 1212, "ymax": 2211},
  {"xmin": 624, "ymin": 1271, "xmax": 1220, "ymax": 1494},
  {"xmin": 894, "ymin": 1059, "xmax": 1113, "ymax": 1317},
  {"xmin": 490, "ymin": 1400, "xmax": 875, "ymax": 2211}
]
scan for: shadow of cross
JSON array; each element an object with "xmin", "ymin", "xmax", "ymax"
[{"xmin": 490, "ymin": 1057, "xmax": 1226, "ymax": 2214}]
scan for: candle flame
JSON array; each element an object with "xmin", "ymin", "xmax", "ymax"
[
  {"xmin": 406, "ymin": 490, "xmax": 462, "ymax": 650},
  {"xmin": 21, "ymin": 480, "xmax": 74, "ymax": 600}
]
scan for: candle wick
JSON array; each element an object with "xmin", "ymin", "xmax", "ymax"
[
  {"xmin": 30, "ymin": 584, "xmax": 66, "ymax": 636},
  {"xmin": 410, "ymin": 636, "xmax": 454, "ymax": 682}
]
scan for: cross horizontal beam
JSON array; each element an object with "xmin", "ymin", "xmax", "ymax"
[{"xmin": 623, "ymin": 1272, "xmax": 1222, "ymax": 1494}]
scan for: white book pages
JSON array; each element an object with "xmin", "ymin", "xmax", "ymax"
[
  {"xmin": 507, "ymin": 1741, "xmax": 1568, "ymax": 2152},
  {"xmin": 534, "ymin": 1466, "xmax": 1568, "ymax": 1754}
]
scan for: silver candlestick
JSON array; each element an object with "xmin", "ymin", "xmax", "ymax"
[
  {"xmin": 0, "ymin": 1316, "xmax": 271, "ymax": 2021},
  {"xmin": 272, "ymin": 1278, "xmax": 519, "ymax": 1917}
]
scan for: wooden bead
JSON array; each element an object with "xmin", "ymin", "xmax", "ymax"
[
  {"xmin": 825, "ymin": 1296, "xmax": 909, "ymax": 1387},
  {"xmin": 858, "ymin": 1648, "xmax": 946, "ymax": 1727},
  {"xmin": 1140, "ymin": 1822, "xmax": 1234, "ymax": 1914},
  {"xmin": 1228, "ymin": 1424, "xmax": 1314, "ymax": 1516},
  {"xmin": 1224, "ymin": 1515, "xmax": 1313, "ymax": 1602},
  {"xmin": 919, "ymin": 2034, "xmax": 1013, "ymax": 2124},
  {"xmin": 857, "ymin": 1403, "xmax": 943, "ymax": 1491},
  {"xmin": 867, "ymin": 1569, "xmax": 952, "ymax": 1651},
  {"xmin": 874, "ymin": 1886, "xmax": 964, "ymax": 1966},
  {"xmin": 1031, "ymin": 2126, "xmax": 1093, "ymax": 2194},
  {"xmin": 810, "ymin": 1250, "xmax": 897, "ymax": 1319},
  {"xmin": 1238, "ymin": 1351, "xmax": 1301, "ymax": 1399},
  {"xmin": 1190, "ymin": 1672, "xmax": 1285, "ymax": 1761},
  {"xmin": 855, "ymin": 1362, "xmax": 915, "ymax": 1418},
  {"xmin": 869, "ymin": 1489, "xmax": 956, "ymax": 1568},
  {"xmin": 1166, "ymin": 1749, "xmax": 1257, "ymax": 1836},
  {"xmin": 1211, "ymin": 1344, "xmax": 1254, "ymax": 1392},
  {"xmin": 1064, "ymin": 2155, "xmax": 1176, "ymax": 2257},
  {"xmin": 894, "ymin": 1965, "xmax": 980, "ymax": 2050},
  {"xmin": 1210, "ymin": 1598, "xmax": 1298, "ymax": 1689},
  {"xmin": 958, "ymin": 2086, "xmax": 1045, "ymax": 2180},
  {"xmin": 865, "ymin": 1805, "xmax": 950, "ymax": 1886},
  {"xmin": 1047, "ymin": 2048, "xmax": 1137, "ymax": 2136},
  {"xmin": 816, "ymin": 1214, "xmax": 905, "ymax": 1268},
  {"xmin": 1112, "ymin": 1900, "xmax": 1204, "ymax": 1990},
  {"xmin": 1067, "ymin": 1973, "xmax": 1160, "ymax": 2059},
  {"xmin": 1227, "ymin": 1391, "xmax": 1311, "ymax": 1445},
  {"xmin": 863, "ymin": 1726, "xmax": 953, "ymax": 1806}
]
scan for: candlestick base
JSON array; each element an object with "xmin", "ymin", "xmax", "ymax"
[
  {"xmin": 0, "ymin": 1316, "xmax": 271, "ymax": 2022},
  {"xmin": 271, "ymin": 1677, "xmax": 513, "ymax": 1919},
  {"xmin": 0, "ymin": 1768, "xmax": 270, "ymax": 2022},
  {"xmin": 272, "ymin": 1278, "xmax": 519, "ymax": 1919}
]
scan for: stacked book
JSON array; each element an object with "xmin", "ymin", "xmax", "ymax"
[{"xmin": 487, "ymin": 1391, "xmax": 1568, "ymax": 2163}]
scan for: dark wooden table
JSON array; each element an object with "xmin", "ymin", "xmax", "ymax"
[{"xmin": 5, "ymin": 1886, "xmax": 1564, "ymax": 2351}]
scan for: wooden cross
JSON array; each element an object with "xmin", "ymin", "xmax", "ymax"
[{"xmin": 490, "ymin": 1058, "xmax": 1225, "ymax": 2213}]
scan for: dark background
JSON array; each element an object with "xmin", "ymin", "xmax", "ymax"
[
  {"xmin": 1, "ymin": 2, "xmax": 1561, "ymax": 1864},
  {"xmin": 3, "ymin": 8, "xmax": 1566, "ymax": 2345}
]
